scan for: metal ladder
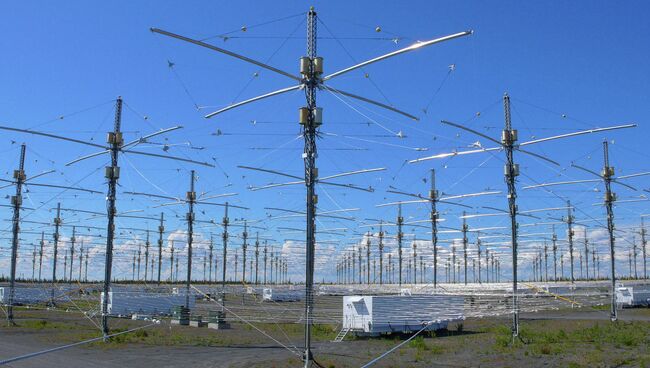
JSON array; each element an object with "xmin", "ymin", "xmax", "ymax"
[{"xmin": 332, "ymin": 327, "xmax": 350, "ymax": 342}]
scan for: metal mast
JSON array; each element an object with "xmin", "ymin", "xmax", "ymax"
[
  {"xmin": 366, "ymin": 232, "xmax": 371, "ymax": 284},
  {"xmin": 255, "ymin": 233, "xmax": 260, "ymax": 284},
  {"xmin": 397, "ymin": 203, "xmax": 404, "ymax": 286},
  {"xmin": 378, "ymin": 223, "xmax": 384, "ymax": 285},
  {"xmin": 51, "ymin": 202, "xmax": 61, "ymax": 305},
  {"xmin": 144, "ymin": 230, "xmax": 150, "ymax": 282},
  {"xmin": 462, "ymin": 213, "xmax": 468, "ymax": 285},
  {"xmin": 552, "ymin": 227, "xmax": 558, "ymax": 281},
  {"xmin": 39, "ymin": 231, "xmax": 44, "ymax": 281},
  {"xmin": 302, "ymin": 8, "xmax": 320, "ymax": 366},
  {"xmin": 641, "ymin": 218, "xmax": 647, "ymax": 279},
  {"xmin": 209, "ymin": 235, "xmax": 214, "ymax": 283},
  {"xmin": 412, "ymin": 239, "xmax": 417, "ymax": 284},
  {"xmin": 358, "ymin": 245, "xmax": 362, "ymax": 284},
  {"xmin": 502, "ymin": 93, "xmax": 520, "ymax": 338},
  {"xmin": 221, "ymin": 203, "xmax": 229, "ymax": 311},
  {"xmin": 602, "ymin": 140, "xmax": 617, "ymax": 321},
  {"xmin": 185, "ymin": 170, "xmax": 196, "ymax": 309},
  {"xmin": 477, "ymin": 237, "xmax": 482, "ymax": 283},
  {"xmin": 242, "ymin": 222, "xmax": 248, "ymax": 283},
  {"xmin": 79, "ymin": 241, "xmax": 84, "ymax": 281},
  {"xmin": 7, "ymin": 143, "xmax": 26, "ymax": 324},
  {"xmin": 544, "ymin": 243, "xmax": 549, "ymax": 282},
  {"xmin": 157, "ymin": 213, "xmax": 164, "ymax": 284},
  {"xmin": 565, "ymin": 200, "xmax": 575, "ymax": 283},
  {"xmin": 263, "ymin": 241, "xmax": 268, "ymax": 284},
  {"xmin": 584, "ymin": 237, "xmax": 589, "ymax": 280},
  {"xmin": 170, "ymin": 242, "xmax": 175, "ymax": 281},
  {"xmin": 101, "ymin": 97, "xmax": 122, "ymax": 339},
  {"xmin": 69, "ymin": 226, "xmax": 76, "ymax": 282},
  {"xmin": 430, "ymin": 169, "xmax": 439, "ymax": 288}
]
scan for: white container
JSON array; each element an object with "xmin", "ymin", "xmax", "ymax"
[
  {"xmin": 100, "ymin": 291, "xmax": 195, "ymax": 316},
  {"xmin": 343, "ymin": 295, "xmax": 464, "ymax": 335},
  {"xmin": 262, "ymin": 288, "xmax": 302, "ymax": 302}
]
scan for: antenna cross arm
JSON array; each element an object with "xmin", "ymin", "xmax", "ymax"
[
  {"xmin": 205, "ymin": 85, "xmax": 303, "ymax": 118},
  {"xmin": 322, "ymin": 30, "xmax": 473, "ymax": 81},
  {"xmin": 151, "ymin": 28, "xmax": 302, "ymax": 82},
  {"xmin": 321, "ymin": 85, "xmax": 418, "ymax": 121}
]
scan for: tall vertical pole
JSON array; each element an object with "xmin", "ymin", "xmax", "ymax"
[
  {"xmin": 263, "ymin": 241, "xmax": 268, "ymax": 284},
  {"xmin": 633, "ymin": 237, "xmax": 638, "ymax": 279},
  {"xmin": 51, "ymin": 202, "xmax": 61, "ymax": 305},
  {"xmin": 84, "ymin": 253, "xmax": 88, "ymax": 282},
  {"xmin": 566, "ymin": 201, "xmax": 575, "ymax": 283},
  {"xmin": 351, "ymin": 249, "xmax": 355, "ymax": 283},
  {"xmin": 430, "ymin": 169, "xmax": 439, "ymax": 288},
  {"xmin": 102, "ymin": 97, "xmax": 122, "ymax": 340},
  {"xmin": 502, "ymin": 93, "xmax": 520, "ymax": 338},
  {"xmin": 602, "ymin": 141, "xmax": 618, "ymax": 321},
  {"xmin": 157, "ymin": 213, "xmax": 164, "ymax": 285},
  {"xmin": 592, "ymin": 248, "xmax": 597, "ymax": 280},
  {"xmin": 170, "ymin": 242, "xmax": 175, "ymax": 281},
  {"xmin": 601, "ymin": 141, "xmax": 617, "ymax": 321},
  {"xmin": 221, "ymin": 203, "xmax": 229, "ymax": 311},
  {"xmin": 7, "ymin": 143, "xmax": 26, "ymax": 324},
  {"xmin": 137, "ymin": 243, "xmax": 141, "ymax": 281},
  {"xmin": 452, "ymin": 245, "xmax": 456, "ymax": 283},
  {"xmin": 39, "ymin": 231, "xmax": 44, "ymax": 281},
  {"xmin": 397, "ymin": 204, "xmax": 404, "ymax": 286},
  {"xmin": 69, "ymin": 226, "xmax": 76, "ymax": 282},
  {"xmin": 144, "ymin": 230, "xmax": 150, "ymax": 282},
  {"xmin": 544, "ymin": 243, "xmax": 548, "ymax": 282},
  {"xmin": 242, "ymin": 222, "xmax": 248, "ymax": 283},
  {"xmin": 476, "ymin": 234, "xmax": 481, "ymax": 284},
  {"xmin": 552, "ymin": 227, "xmax": 558, "ymax": 281},
  {"xmin": 255, "ymin": 233, "xmax": 260, "ymax": 284},
  {"xmin": 412, "ymin": 238, "xmax": 417, "ymax": 284},
  {"xmin": 462, "ymin": 213, "xmax": 468, "ymax": 285},
  {"xmin": 185, "ymin": 170, "xmax": 196, "ymax": 309},
  {"xmin": 485, "ymin": 248, "xmax": 489, "ymax": 283},
  {"xmin": 79, "ymin": 241, "xmax": 84, "ymax": 282},
  {"xmin": 641, "ymin": 218, "xmax": 647, "ymax": 279},
  {"xmin": 584, "ymin": 237, "xmax": 589, "ymax": 280},
  {"xmin": 378, "ymin": 223, "xmax": 384, "ymax": 285},
  {"xmin": 209, "ymin": 235, "xmax": 214, "ymax": 283},
  {"xmin": 300, "ymin": 7, "xmax": 321, "ymax": 366},
  {"xmin": 357, "ymin": 245, "xmax": 362, "ymax": 284},
  {"xmin": 63, "ymin": 250, "xmax": 68, "ymax": 282},
  {"xmin": 366, "ymin": 232, "xmax": 371, "ymax": 284},
  {"xmin": 32, "ymin": 247, "xmax": 36, "ymax": 281}
]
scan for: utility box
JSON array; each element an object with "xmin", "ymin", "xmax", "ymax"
[
  {"xmin": 171, "ymin": 305, "xmax": 190, "ymax": 326},
  {"xmin": 207, "ymin": 310, "xmax": 230, "ymax": 330},
  {"xmin": 343, "ymin": 295, "xmax": 464, "ymax": 336}
]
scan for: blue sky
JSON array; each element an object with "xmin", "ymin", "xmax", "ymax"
[{"xmin": 1, "ymin": 1, "xmax": 649, "ymax": 283}]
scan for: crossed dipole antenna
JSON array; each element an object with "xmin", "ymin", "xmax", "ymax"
[
  {"xmin": 153, "ymin": 9, "xmax": 471, "ymax": 364},
  {"xmin": 377, "ymin": 168, "xmax": 502, "ymax": 287},
  {"xmin": 409, "ymin": 93, "xmax": 635, "ymax": 338},
  {"xmin": 523, "ymin": 140, "xmax": 650, "ymax": 321},
  {"xmin": 0, "ymin": 97, "xmax": 213, "ymax": 339},
  {"xmin": 1, "ymin": 144, "xmax": 102, "ymax": 324},
  {"xmin": 125, "ymin": 170, "xmax": 246, "ymax": 309}
]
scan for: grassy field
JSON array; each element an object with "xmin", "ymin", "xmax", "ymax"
[{"xmin": 2, "ymin": 307, "xmax": 650, "ymax": 367}]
